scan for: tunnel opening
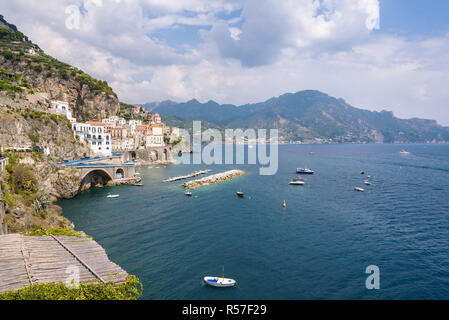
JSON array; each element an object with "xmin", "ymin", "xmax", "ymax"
[
  {"xmin": 80, "ymin": 169, "xmax": 113, "ymax": 191},
  {"xmin": 116, "ymin": 168, "xmax": 124, "ymax": 179}
]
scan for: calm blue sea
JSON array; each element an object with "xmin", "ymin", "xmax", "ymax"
[{"xmin": 58, "ymin": 144, "xmax": 449, "ymax": 299}]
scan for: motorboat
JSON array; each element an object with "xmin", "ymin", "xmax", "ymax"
[
  {"xmin": 354, "ymin": 187, "xmax": 364, "ymax": 192},
  {"xmin": 106, "ymin": 194, "xmax": 119, "ymax": 198},
  {"xmin": 132, "ymin": 183, "xmax": 144, "ymax": 187},
  {"xmin": 360, "ymin": 171, "xmax": 365, "ymax": 175},
  {"xmin": 400, "ymin": 149, "xmax": 410, "ymax": 155},
  {"xmin": 185, "ymin": 191, "xmax": 192, "ymax": 196},
  {"xmin": 364, "ymin": 181, "xmax": 371, "ymax": 186},
  {"xmin": 289, "ymin": 180, "xmax": 305, "ymax": 185},
  {"xmin": 296, "ymin": 168, "xmax": 314, "ymax": 174},
  {"xmin": 204, "ymin": 267, "xmax": 236, "ymax": 288}
]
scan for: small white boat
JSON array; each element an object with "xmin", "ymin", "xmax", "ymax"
[
  {"xmin": 289, "ymin": 180, "xmax": 305, "ymax": 185},
  {"xmin": 204, "ymin": 267, "xmax": 236, "ymax": 288},
  {"xmin": 106, "ymin": 194, "xmax": 119, "ymax": 198},
  {"xmin": 185, "ymin": 191, "xmax": 192, "ymax": 196},
  {"xmin": 354, "ymin": 187, "xmax": 364, "ymax": 192},
  {"xmin": 364, "ymin": 181, "xmax": 371, "ymax": 186},
  {"xmin": 400, "ymin": 149, "xmax": 410, "ymax": 155}
]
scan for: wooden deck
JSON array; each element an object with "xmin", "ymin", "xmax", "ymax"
[{"xmin": 0, "ymin": 234, "xmax": 128, "ymax": 293}]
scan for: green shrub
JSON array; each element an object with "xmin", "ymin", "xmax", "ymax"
[
  {"xmin": 28, "ymin": 132, "xmax": 39, "ymax": 143},
  {"xmin": 49, "ymin": 114, "xmax": 59, "ymax": 124},
  {"xmin": 1, "ymin": 49, "xmax": 14, "ymax": 60},
  {"xmin": 0, "ymin": 275, "xmax": 143, "ymax": 300},
  {"xmin": 10, "ymin": 164, "xmax": 37, "ymax": 193},
  {"xmin": 25, "ymin": 227, "xmax": 92, "ymax": 238},
  {"xmin": 59, "ymin": 69, "xmax": 69, "ymax": 80}
]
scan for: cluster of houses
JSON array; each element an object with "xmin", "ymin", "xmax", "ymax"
[{"xmin": 50, "ymin": 100, "xmax": 180, "ymax": 157}]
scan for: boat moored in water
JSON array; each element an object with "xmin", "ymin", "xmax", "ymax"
[
  {"xmin": 296, "ymin": 168, "xmax": 314, "ymax": 174},
  {"xmin": 107, "ymin": 194, "xmax": 119, "ymax": 198},
  {"xmin": 354, "ymin": 187, "xmax": 364, "ymax": 192},
  {"xmin": 204, "ymin": 267, "xmax": 236, "ymax": 287},
  {"xmin": 185, "ymin": 191, "xmax": 192, "ymax": 196},
  {"xmin": 204, "ymin": 277, "xmax": 236, "ymax": 287},
  {"xmin": 289, "ymin": 180, "xmax": 305, "ymax": 185}
]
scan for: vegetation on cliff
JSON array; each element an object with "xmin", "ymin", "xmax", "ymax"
[
  {"xmin": 0, "ymin": 153, "xmax": 74, "ymax": 233},
  {"xmin": 0, "ymin": 15, "xmax": 119, "ymax": 121},
  {"xmin": 0, "ymin": 275, "xmax": 143, "ymax": 300}
]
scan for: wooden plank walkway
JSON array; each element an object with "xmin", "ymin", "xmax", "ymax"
[{"xmin": 0, "ymin": 234, "xmax": 128, "ymax": 293}]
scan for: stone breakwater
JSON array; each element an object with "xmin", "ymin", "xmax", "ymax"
[
  {"xmin": 182, "ymin": 170, "xmax": 245, "ymax": 189},
  {"xmin": 164, "ymin": 169, "xmax": 212, "ymax": 182},
  {"xmin": 106, "ymin": 177, "xmax": 142, "ymax": 187}
]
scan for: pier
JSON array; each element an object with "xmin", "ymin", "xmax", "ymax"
[
  {"xmin": 163, "ymin": 169, "xmax": 212, "ymax": 182},
  {"xmin": 182, "ymin": 170, "xmax": 245, "ymax": 189},
  {"xmin": 0, "ymin": 234, "xmax": 128, "ymax": 293}
]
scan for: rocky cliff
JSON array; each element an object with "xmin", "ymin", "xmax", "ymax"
[
  {"xmin": 0, "ymin": 15, "xmax": 122, "ymax": 233},
  {"xmin": 0, "ymin": 15, "xmax": 120, "ymax": 121}
]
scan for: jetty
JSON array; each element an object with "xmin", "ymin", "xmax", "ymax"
[
  {"xmin": 0, "ymin": 234, "xmax": 128, "ymax": 293},
  {"xmin": 163, "ymin": 169, "xmax": 212, "ymax": 182},
  {"xmin": 182, "ymin": 170, "xmax": 245, "ymax": 189}
]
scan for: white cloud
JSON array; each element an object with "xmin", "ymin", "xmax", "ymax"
[{"xmin": 1, "ymin": 0, "xmax": 448, "ymax": 125}]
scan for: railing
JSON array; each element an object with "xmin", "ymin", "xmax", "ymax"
[
  {"xmin": 112, "ymin": 147, "xmax": 136, "ymax": 152},
  {"xmin": 0, "ymin": 157, "xmax": 9, "ymax": 173}
]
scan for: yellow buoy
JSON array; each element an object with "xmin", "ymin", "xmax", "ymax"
[{"xmin": 283, "ymin": 200, "xmax": 286, "ymax": 208}]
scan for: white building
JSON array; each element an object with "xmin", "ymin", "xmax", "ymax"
[
  {"xmin": 50, "ymin": 100, "xmax": 77, "ymax": 123},
  {"xmin": 112, "ymin": 137, "xmax": 136, "ymax": 152},
  {"xmin": 102, "ymin": 116, "xmax": 126, "ymax": 127},
  {"xmin": 72, "ymin": 121, "xmax": 112, "ymax": 156},
  {"xmin": 128, "ymin": 120, "xmax": 142, "ymax": 135},
  {"xmin": 145, "ymin": 126, "xmax": 165, "ymax": 147},
  {"xmin": 171, "ymin": 127, "xmax": 180, "ymax": 137}
]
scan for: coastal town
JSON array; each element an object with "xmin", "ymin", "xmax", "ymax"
[{"xmin": 50, "ymin": 100, "xmax": 181, "ymax": 158}]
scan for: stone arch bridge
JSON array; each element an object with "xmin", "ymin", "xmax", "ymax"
[{"xmin": 57, "ymin": 155, "xmax": 138, "ymax": 189}]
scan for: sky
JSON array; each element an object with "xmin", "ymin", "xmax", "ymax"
[{"xmin": 1, "ymin": 0, "xmax": 448, "ymax": 125}]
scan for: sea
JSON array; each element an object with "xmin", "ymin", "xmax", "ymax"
[{"xmin": 58, "ymin": 143, "xmax": 449, "ymax": 299}]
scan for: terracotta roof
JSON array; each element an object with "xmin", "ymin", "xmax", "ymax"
[{"xmin": 87, "ymin": 121, "xmax": 105, "ymax": 126}]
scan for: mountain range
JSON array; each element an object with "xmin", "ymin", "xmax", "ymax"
[{"xmin": 144, "ymin": 91, "xmax": 449, "ymax": 143}]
